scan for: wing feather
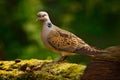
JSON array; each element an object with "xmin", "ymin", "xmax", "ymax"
[{"xmin": 47, "ymin": 26, "xmax": 86, "ymax": 52}]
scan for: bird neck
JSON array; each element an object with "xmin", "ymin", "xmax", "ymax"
[
  {"xmin": 42, "ymin": 20, "xmax": 52, "ymax": 29},
  {"xmin": 41, "ymin": 20, "xmax": 52, "ymax": 44},
  {"xmin": 43, "ymin": 19, "xmax": 51, "ymax": 25},
  {"xmin": 41, "ymin": 21, "xmax": 52, "ymax": 48}
]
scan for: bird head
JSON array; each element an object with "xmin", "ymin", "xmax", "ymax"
[{"xmin": 37, "ymin": 11, "xmax": 50, "ymax": 22}]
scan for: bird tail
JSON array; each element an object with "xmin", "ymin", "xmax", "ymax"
[{"xmin": 73, "ymin": 45, "xmax": 108, "ymax": 57}]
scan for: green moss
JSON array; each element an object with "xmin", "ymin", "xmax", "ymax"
[{"xmin": 0, "ymin": 59, "xmax": 86, "ymax": 80}]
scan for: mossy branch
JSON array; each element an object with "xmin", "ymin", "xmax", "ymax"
[{"xmin": 0, "ymin": 59, "xmax": 86, "ymax": 80}]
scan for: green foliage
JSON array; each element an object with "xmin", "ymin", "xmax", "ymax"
[{"xmin": 0, "ymin": 0, "xmax": 120, "ymax": 62}]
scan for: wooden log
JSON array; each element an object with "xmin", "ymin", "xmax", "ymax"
[{"xmin": 81, "ymin": 46, "xmax": 120, "ymax": 80}]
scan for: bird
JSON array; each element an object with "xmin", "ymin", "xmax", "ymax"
[{"xmin": 37, "ymin": 11, "xmax": 107, "ymax": 62}]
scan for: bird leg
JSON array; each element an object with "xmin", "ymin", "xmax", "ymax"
[{"xmin": 57, "ymin": 56, "xmax": 68, "ymax": 62}]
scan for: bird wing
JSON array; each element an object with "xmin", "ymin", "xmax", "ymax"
[{"xmin": 47, "ymin": 25, "xmax": 86, "ymax": 53}]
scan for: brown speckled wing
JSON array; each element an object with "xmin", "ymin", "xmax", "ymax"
[
  {"xmin": 47, "ymin": 26, "xmax": 85, "ymax": 52},
  {"xmin": 47, "ymin": 25, "xmax": 106, "ymax": 56}
]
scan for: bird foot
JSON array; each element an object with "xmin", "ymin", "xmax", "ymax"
[{"xmin": 57, "ymin": 56, "xmax": 68, "ymax": 63}]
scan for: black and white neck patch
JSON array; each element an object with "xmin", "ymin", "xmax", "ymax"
[{"xmin": 47, "ymin": 22, "xmax": 52, "ymax": 28}]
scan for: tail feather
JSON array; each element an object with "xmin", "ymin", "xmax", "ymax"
[{"xmin": 73, "ymin": 45, "xmax": 108, "ymax": 57}]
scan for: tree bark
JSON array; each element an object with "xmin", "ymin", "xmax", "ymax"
[{"xmin": 81, "ymin": 46, "xmax": 120, "ymax": 80}]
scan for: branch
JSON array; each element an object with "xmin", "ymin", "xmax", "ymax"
[{"xmin": 0, "ymin": 59, "xmax": 85, "ymax": 80}]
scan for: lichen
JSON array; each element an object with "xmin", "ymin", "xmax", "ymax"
[{"xmin": 0, "ymin": 59, "xmax": 86, "ymax": 80}]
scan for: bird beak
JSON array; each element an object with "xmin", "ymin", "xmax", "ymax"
[{"xmin": 36, "ymin": 17, "xmax": 42, "ymax": 22}]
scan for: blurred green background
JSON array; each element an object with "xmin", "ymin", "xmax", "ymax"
[{"xmin": 0, "ymin": 0, "xmax": 120, "ymax": 63}]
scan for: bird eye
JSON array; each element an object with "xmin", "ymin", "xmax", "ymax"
[
  {"xmin": 41, "ymin": 14, "xmax": 46, "ymax": 17},
  {"xmin": 41, "ymin": 15, "xmax": 44, "ymax": 17}
]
